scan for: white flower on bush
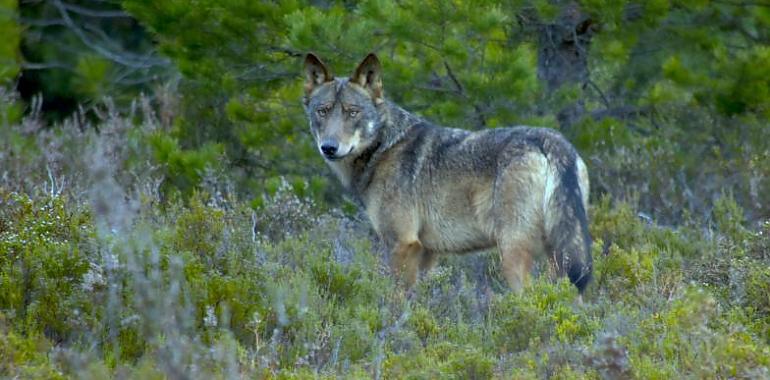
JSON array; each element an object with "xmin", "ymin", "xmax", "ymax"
[{"xmin": 204, "ymin": 306, "xmax": 218, "ymax": 328}]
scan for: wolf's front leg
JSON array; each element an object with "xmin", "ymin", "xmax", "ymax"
[{"xmin": 390, "ymin": 241, "xmax": 424, "ymax": 288}]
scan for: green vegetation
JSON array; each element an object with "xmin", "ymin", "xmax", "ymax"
[
  {"xmin": 116, "ymin": 0, "xmax": 769, "ymax": 220},
  {"xmin": 13, "ymin": 0, "xmax": 165, "ymax": 120},
  {"xmin": 1, "ymin": 112, "xmax": 769, "ymax": 378},
  {"xmin": 9, "ymin": 1, "xmax": 767, "ymax": 218},
  {"xmin": 0, "ymin": 0, "xmax": 20, "ymax": 84},
  {"xmin": 1, "ymin": 0, "xmax": 769, "ymax": 378}
]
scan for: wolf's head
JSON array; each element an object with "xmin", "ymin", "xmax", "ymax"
[{"xmin": 303, "ymin": 53, "xmax": 384, "ymax": 161}]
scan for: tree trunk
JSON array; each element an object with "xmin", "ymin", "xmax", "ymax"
[{"xmin": 536, "ymin": 3, "xmax": 595, "ymax": 131}]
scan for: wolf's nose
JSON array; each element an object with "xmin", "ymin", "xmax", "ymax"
[{"xmin": 321, "ymin": 143, "xmax": 338, "ymax": 157}]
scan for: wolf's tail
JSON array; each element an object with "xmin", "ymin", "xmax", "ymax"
[{"xmin": 545, "ymin": 150, "xmax": 593, "ymax": 293}]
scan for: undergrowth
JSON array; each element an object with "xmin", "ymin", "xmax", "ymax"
[{"xmin": 0, "ymin": 96, "xmax": 768, "ymax": 379}]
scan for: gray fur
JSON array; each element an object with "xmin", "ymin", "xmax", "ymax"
[{"xmin": 303, "ymin": 53, "xmax": 593, "ymax": 293}]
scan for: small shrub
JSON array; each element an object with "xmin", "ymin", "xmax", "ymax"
[
  {"xmin": 0, "ymin": 328, "xmax": 63, "ymax": 379},
  {"xmin": 713, "ymin": 194, "xmax": 750, "ymax": 244},
  {"xmin": 0, "ymin": 192, "xmax": 92, "ymax": 340},
  {"xmin": 173, "ymin": 192, "xmax": 225, "ymax": 267},
  {"xmin": 383, "ymin": 342, "xmax": 495, "ymax": 380},
  {"xmin": 490, "ymin": 279, "xmax": 589, "ymax": 353},
  {"xmin": 593, "ymin": 244, "xmax": 656, "ymax": 299},
  {"xmin": 252, "ymin": 180, "xmax": 320, "ymax": 242},
  {"xmin": 744, "ymin": 264, "xmax": 770, "ymax": 321}
]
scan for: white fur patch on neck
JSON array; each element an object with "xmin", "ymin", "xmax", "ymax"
[
  {"xmin": 327, "ymin": 160, "xmax": 352, "ymax": 188},
  {"xmin": 349, "ymin": 129, "xmax": 361, "ymax": 149}
]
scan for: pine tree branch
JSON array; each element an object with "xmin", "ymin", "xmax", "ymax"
[
  {"xmin": 60, "ymin": 2, "xmax": 130, "ymax": 18},
  {"xmin": 587, "ymin": 79, "xmax": 611, "ymax": 109},
  {"xmin": 443, "ymin": 60, "xmax": 486, "ymax": 129},
  {"xmin": 713, "ymin": 0, "xmax": 770, "ymax": 7},
  {"xmin": 20, "ymin": 61, "xmax": 75, "ymax": 71},
  {"xmin": 590, "ymin": 106, "xmax": 649, "ymax": 121},
  {"xmin": 51, "ymin": 0, "xmax": 168, "ymax": 70}
]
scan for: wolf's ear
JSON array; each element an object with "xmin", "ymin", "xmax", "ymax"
[
  {"xmin": 351, "ymin": 53, "xmax": 383, "ymax": 103},
  {"xmin": 304, "ymin": 53, "xmax": 332, "ymax": 96}
]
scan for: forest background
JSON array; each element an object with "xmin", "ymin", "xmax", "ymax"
[{"xmin": 1, "ymin": 1, "xmax": 769, "ymax": 378}]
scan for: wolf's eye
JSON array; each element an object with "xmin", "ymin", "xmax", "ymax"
[
  {"xmin": 348, "ymin": 110, "xmax": 358, "ymax": 118},
  {"xmin": 316, "ymin": 108, "xmax": 327, "ymax": 117}
]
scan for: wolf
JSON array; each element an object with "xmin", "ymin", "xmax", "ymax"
[{"xmin": 302, "ymin": 53, "xmax": 593, "ymax": 293}]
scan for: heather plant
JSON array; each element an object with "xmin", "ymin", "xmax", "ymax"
[{"xmin": 1, "ymin": 128, "xmax": 769, "ymax": 378}]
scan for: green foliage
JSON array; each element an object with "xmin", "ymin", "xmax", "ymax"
[
  {"xmin": 0, "ymin": 90, "xmax": 33, "ymax": 161},
  {"xmin": 0, "ymin": 2, "xmax": 22, "ymax": 128},
  {"xmin": 3, "ymin": 0, "xmax": 767, "ymax": 222},
  {"xmin": 744, "ymin": 264, "xmax": 770, "ymax": 322},
  {"xmin": 173, "ymin": 192, "xmax": 225, "ymax": 260},
  {"xmin": 0, "ymin": 173, "xmax": 768, "ymax": 378},
  {"xmin": 0, "ymin": 0, "xmax": 20, "ymax": 84},
  {"xmin": 252, "ymin": 180, "xmax": 321, "ymax": 241},
  {"xmin": 15, "ymin": 0, "xmax": 166, "ymax": 119},
  {"xmin": 113, "ymin": 0, "xmax": 770, "ymax": 221},
  {"xmin": 4, "ymin": 0, "xmax": 770, "ymax": 377},
  {"xmin": 121, "ymin": 0, "xmax": 549, "ymax": 198},
  {"xmin": 0, "ymin": 328, "xmax": 64, "ymax": 379},
  {"xmin": 148, "ymin": 132, "xmax": 223, "ymax": 192},
  {"xmin": 629, "ymin": 288, "xmax": 770, "ymax": 378},
  {"xmin": 713, "ymin": 194, "xmax": 750, "ymax": 244},
  {"xmin": 491, "ymin": 279, "xmax": 594, "ymax": 351},
  {"xmin": 383, "ymin": 341, "xmax": 496, "ymax": 379},
  {"xmin": 0, "ymin": 191, "xmax": 93, "ymax": 341},
  {"xmin": 0, "ymin": 88, "xmax": 23, "ymax": 126},
  {"xmin": 73, "ymin": 55, "xmax": 113, "ymax": 99},
  {"xmin": 595, "ymin": 244, "xmax": 656, "ymax": 298}
]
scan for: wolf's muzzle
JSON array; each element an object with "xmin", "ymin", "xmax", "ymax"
[{"xmin": 320, "ymin": 141, "xmax": 338, "ymax": 158}]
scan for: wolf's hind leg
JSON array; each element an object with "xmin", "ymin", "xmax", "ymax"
[
  {"xmin": 498, "ymin": 235, "xmax": 534, "ymax": 294},
  {"xmin": 390, "ymin": 241, "xmax": 423, "ymax": 288},
  {"xmin": 419, "ymin": 250, "xmax": 437, "ymax": 272}
]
